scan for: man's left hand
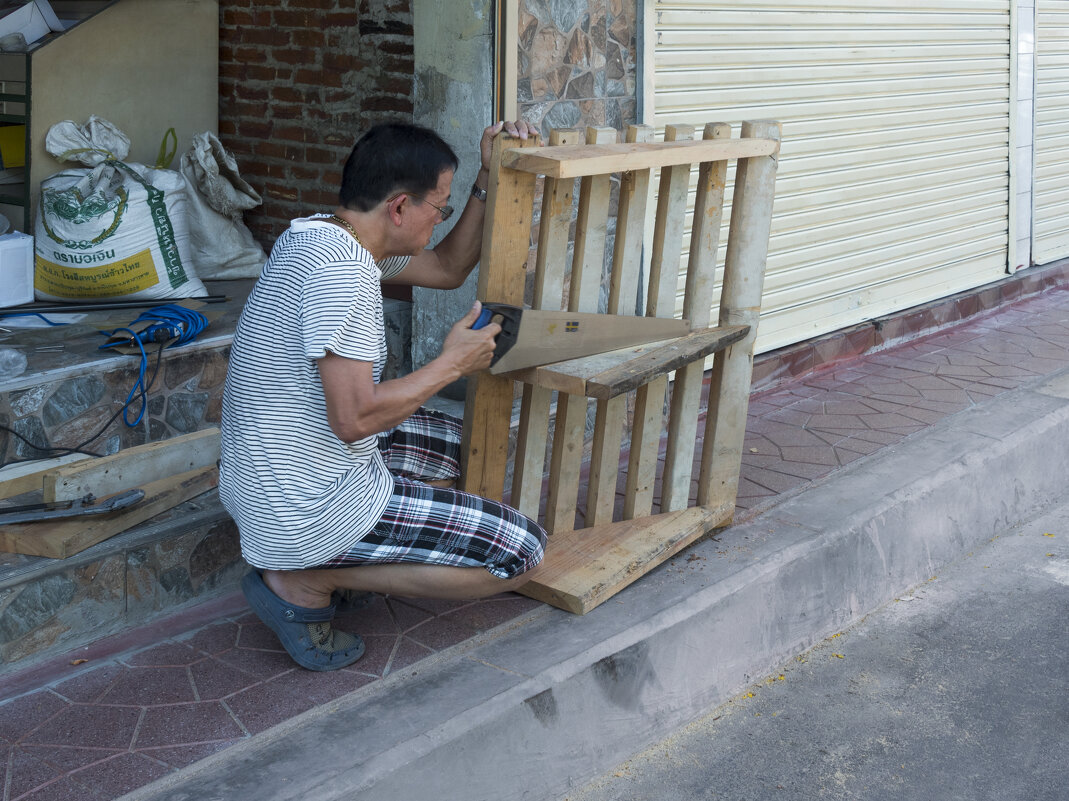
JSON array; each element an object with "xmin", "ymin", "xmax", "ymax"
[{"xmin": 480, "ymin": 119, "xmax": 539, "ymax": 172}]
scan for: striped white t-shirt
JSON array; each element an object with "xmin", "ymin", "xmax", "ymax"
[{"xmin": 219, "ymin": 214, "xmax": 410, "ymax": 569}]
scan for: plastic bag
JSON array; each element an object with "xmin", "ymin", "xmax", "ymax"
[
  {"xmin": 179, "ymin": 132, "xmax": 265, "ymax": 279},
  {"xmin": 34, "ymin": 116, "xmax": 206, "ymax": 301}
]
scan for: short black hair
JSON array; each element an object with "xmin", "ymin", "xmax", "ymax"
[{"xmin": 339, "ymin": 122, "xmax": 459, "ymax": 211}]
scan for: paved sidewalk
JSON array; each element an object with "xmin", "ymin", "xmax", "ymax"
[
  {"xmin": 3, "ymin": 283, "xmax": 1069, "ymax": 800},
  {"xmin": 568, "ymin": 493, "xmax": 1069, "ymax": 801}
]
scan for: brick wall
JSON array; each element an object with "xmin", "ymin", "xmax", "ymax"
[{"xmin": 217, "ymin": 0, "xmax": 415, "ymax": 248}]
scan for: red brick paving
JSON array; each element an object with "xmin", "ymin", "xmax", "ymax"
[{"xmin": 3, "ymin": 285, "xmax": 1069, "ymax": 800}]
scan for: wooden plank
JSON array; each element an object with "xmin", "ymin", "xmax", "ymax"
[
  {"xmin": 518, "ymin": 502, "xmax": 733, "ymax": 614},
  {"xmin": 0, "ymin": 454, "xmax": 90, "ymax": 501},
  {"xmin": 585, "ymin": 326, "xmax": 747, "ymax": 400},
  {"xmin": 624, "ymin": 124, "xmax": 695, "ymax": 520},
  {"xmin": 42, "ymin": 428, "xmax": 220, "ymax": 503},
  {"xmin": 511, "ymin": 128, "xmax": 582, "ymax": 518},
  {"xmin": 501, "ymin": 136, "xmax": 779, "ymax": 179},
  {"xmin": 662, "ymin": 122, "xmax": 732, "ymax": 513},
  {"xmin": 545, "ymin": 126, "xmax": 617, "ymax": 534},
  {"xmin": 699, "ymin": 121, "xmax": 782, "ymax": 509},
  {"xmin": 0, "ymin": 466, "xmax": 218, "ymax": 559},
  {"xmin": 460, "ymin": 133, "xmax": 541, "ymax": 501},
  {"xmin": 503, "ymin": 325, "xmax": 749, "ymax": 399},
  {"xmin": 587, "ymin": 124, "xmax": 655, "ymax": 526}
]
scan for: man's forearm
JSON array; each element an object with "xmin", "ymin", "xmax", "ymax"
[{"xmin": 321, "ymin": 356, "xmax": 463, "ymax": 444}]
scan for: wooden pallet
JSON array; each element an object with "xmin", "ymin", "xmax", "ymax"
[{"xmin": 461, "ymin": 121, "xmax": 781, "ymax": 614}]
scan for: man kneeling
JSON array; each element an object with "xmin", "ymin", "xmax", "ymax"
[{"xmin": 219, "ymin": 120, "xmax": 546, "ymax": 671}]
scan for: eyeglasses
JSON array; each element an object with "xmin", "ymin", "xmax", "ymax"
[{"xmin": 393, "ymin": 192, "xmax": 454, "ymax": 222}]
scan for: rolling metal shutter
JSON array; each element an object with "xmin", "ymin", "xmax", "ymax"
[
  {"xmin": 1034, "ymin": 2, "xmax": 1069, "ymax": 265},
  {"xmin": 650, "ymin": 1, "xmax": 1014, "ymax": 352}
]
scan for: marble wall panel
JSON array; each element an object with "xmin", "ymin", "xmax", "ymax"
[{"xmin": 518, "ymin": 0, "xmax": 639, "ymax": 138}]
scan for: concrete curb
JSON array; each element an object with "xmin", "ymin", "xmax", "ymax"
[{"xmin": 122, "ymin": 369, "xmax": 1069, "ymax": 801}]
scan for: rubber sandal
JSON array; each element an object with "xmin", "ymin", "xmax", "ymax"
[{"xmin": 241, "ymin": 571, "xmax": 365, "ymax": 671}]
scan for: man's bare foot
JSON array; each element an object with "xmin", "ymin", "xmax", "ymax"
[{"xmin": 263, "ymin": 569, "xmax": 332, "ymax": 609}]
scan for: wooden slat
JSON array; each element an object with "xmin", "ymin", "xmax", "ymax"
[
  {"xmin": 511, "ymin": 128, "xmax": 582, "ymax": 519},
  {"xmin": 0, "ymin": 467, "xmax": 218, "ymax": 559},
  {"xmin": 518, "ymin": 502, "xmax": 733, "ymax": 614},
  {"xmin": 587, "ymin": 125, "xmax": 655, "ymax": 526},
  {"xmin": 503, "ymin": 325, "xmax": 749, "ymax": 399},
  {"xmin": 460, "ymin": 133, "xmax": 541, "ymax": 501},
  {"xmin": 662, "ymin": 122, "xmax": 732, "ymax": 513},
  {"xmin": 699, "ymin": 121, "xmax": 782, "ymax": 510},
  {"xmin": 624, "ymin": 124, "xmax": 695, "ymax": 520},
  {"xmin": 545, "ymin": 126, "xmax": 617, "ymax": 534},
  {"xmin": 0, "ymin": 454, "xmax": 90, "ymax": 501},
  {"xmin": 42, "ymin": 428, "xmax": 220, "ymax": 503},
  {"xmin": 501, "ymin": 136, "xmax": 779, "ymax": 179}
]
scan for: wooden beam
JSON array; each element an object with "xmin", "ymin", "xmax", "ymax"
[
  {"xmin": 587, "ymin": 124, "xmax": 655, "ymax": 526},
  {"xmin": 0, "ymin": 467, "xmax": 218, "ymax": 559},
  {"xmin": 699, "ymin": 120, "xmax": 782, "ymax": 509},
  {"xmin": 518, "ymin": 502, "xmax": 733, "ymax": 614},
  {"xmin": 662, "ymin": 122, "xmax": 732, "ymax": 512},
  {"xmin": 510, "ymin": 128, "xmax": 582, "ymax": 518},
  {"xmin": 502, "ymin": 325, "xmax": 749, "ymax": 399},
  {"xmin": 460, "ymin": 133, "xmax": 540, "ymax": 501},
  {"xmin": 0, "ymin": 454, "xmax": 90, "ymax": 501},
  {"xmin": 501, "ymin": 136, "xmax": 779, "ymax": 179},
  {"xmin": 624, "ymin": 124, "xmax": 694, "ymax": 520},
  {"xmin": 545, "ymin": 126, "xmax": 617, "ymax": 534},
  {"xmin": 42, "ymin": 428, "xmax": 220, "ymax": 503}
]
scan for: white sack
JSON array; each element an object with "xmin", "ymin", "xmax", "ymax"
[
  {"xmin": 179, "ymin": 131, "xmax": 265, "ymax": 279},
  {"xmin": 34, "ymin": 117, "xmax": 206, "ymax": 301}
]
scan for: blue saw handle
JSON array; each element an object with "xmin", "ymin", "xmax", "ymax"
[{"xmin": 472, "ymin": 307, "xmax": 495, "ymax": 330}]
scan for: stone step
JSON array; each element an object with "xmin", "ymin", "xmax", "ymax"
[{"xmin": 0, "ymin": 489, "xmax": 242, "ymax": 670}]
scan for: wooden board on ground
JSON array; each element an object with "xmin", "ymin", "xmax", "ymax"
[
  {"xmin": 0, "ymin": 453, "xmax": 90, "ymax": 501},
  {"xmin": 0, "ymin": 466, "xmax": 218, "ymax": 559},
  {"xmin": 42, "ymin": 428, "xmax": 220, "ymax": 503},
  {"xmin": 519, "ymin": 503, "xmax": 734, "ymax": 614}
]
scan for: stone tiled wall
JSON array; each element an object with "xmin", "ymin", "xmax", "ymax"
[
  {"xmin": 0, "ymin": 501, "xmax": 243, "ymax": 668},
  {"xmin": 0, "ymin": 349, "xmax": 230, "ymax": 465},
  {"xmin": 0, "ymin": 299, "xmax": 410, "ymax": 465},
  {"xmin": 518, "ymin": 0, "xmax": 639, "ymax": 137}
]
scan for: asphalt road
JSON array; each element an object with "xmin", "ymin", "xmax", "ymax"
[{"xmin": 567, "ymin": 495, "xmax": 1069, "ymax": 801}]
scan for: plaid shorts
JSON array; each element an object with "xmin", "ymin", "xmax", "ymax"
[
  {"xmin": 377, "ymin": 407, "xmax": 462, "ymax": 482},
  {"xmin": 321, "ymin": 409, "xmax": 547, "ymax": 579}
]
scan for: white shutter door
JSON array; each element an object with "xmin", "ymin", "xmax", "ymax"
[
  {"xmin": 1034, "ymin": 1, "xmax": 1069, "ymax": 265},
  {"xmin": 652, "ymin": 1, "xmax": 1013, "ymax": 352}
]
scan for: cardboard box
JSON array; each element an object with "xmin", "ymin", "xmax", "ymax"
[
  {"xmin": 0, "ymin": 230, "xmax": 33, "ymax": 307},
  {"xmin": 0, "ymin": 0, "xmax": 65, "ymax": 47}
]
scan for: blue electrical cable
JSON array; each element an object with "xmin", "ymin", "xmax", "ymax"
[
  {"xmin": 98, "ymin": 304, "xmax": 209, "ymax": 427},
  {"xmin": 102, "ymin": 326, "xmax": 151, "ymax": 426}
]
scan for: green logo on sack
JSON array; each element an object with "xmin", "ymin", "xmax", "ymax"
[
  {"xmin": 111, "ymin": 161, "xmax": 187, "ymax": 289},
  {"xmin": 41, "ymin": 185, "xmax": 128, "ymax": 250}
]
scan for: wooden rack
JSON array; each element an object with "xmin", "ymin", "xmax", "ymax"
[{"xmin": 461, "ymin": 120, "xmax": 781, "ymax": 614}]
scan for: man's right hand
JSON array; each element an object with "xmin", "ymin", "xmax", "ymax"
[{"xmin": 441, "ymin": 301, "xmax": 501, "ymax": 376}]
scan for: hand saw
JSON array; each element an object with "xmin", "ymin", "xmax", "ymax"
[
  {"xmin": 473, "ymin": 303, "xmax": 690, "ymax": 374},
  {"xmin": 0, "ymin": 489, "xmax": 145, "ymax": 526}
]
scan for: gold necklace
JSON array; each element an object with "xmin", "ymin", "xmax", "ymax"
[{"xmin": 330, "ymin": 214, "xmax": 364, "ymax": 248}]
